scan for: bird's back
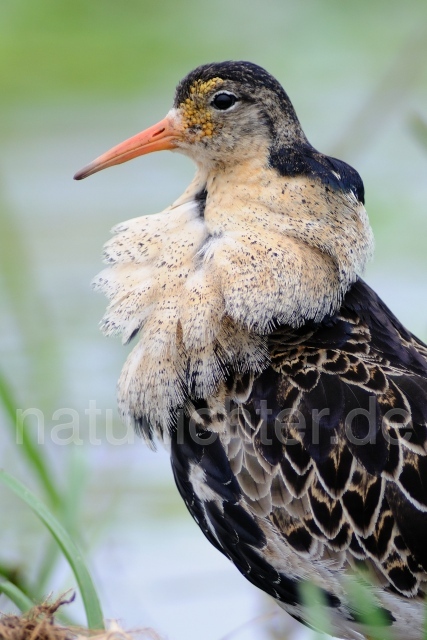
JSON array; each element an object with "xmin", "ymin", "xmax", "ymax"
[{"xmin": 170, "ymin": 278, "xmax": 427, "ymax": 640}]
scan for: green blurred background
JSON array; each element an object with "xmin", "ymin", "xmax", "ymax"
[{"xmin": 1, "ymin": 1, "xmax": 427, "ymax": 639}]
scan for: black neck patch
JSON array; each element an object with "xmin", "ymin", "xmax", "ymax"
[
  {"xmin": 195, "ymin": 187, "xmax": 207, "ymax": 218},
  {"xmin": 269, "ymin": 143, "xmax": 365, "ymax": 204}
]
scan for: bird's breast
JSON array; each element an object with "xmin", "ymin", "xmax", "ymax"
[{"xmin": 94, "ymin": 166, "xmax": 373, "ymax": 437}]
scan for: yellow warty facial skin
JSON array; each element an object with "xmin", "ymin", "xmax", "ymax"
[{"xmin": 180, "ymin": 77, "xmax": 224, "ymax": 138}]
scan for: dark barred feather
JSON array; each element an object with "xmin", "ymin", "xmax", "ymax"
[{"xmin": 170, "ymin": 278, "xmax": 427, "ymax": 634}]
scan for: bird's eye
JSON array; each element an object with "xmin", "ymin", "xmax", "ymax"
[{"xmin": 212, "ymin": 92, "xmax": 237, "ymax": 111}]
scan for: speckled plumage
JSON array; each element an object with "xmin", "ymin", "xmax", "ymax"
[{"xmin": 77, "ymin": 61, "xmax": 427, "ymax": 639}]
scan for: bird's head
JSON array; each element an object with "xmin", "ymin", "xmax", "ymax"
[{"xmin": 74, "ymin": 61, "xmax": 307, "ymax": 178}]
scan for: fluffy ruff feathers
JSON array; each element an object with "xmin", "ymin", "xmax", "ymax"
[{"xmin": 94, "ymin": 167, "xmax": 373, "ymax": 436}]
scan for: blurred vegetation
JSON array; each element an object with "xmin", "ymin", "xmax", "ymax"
[
  {"xmin": 0, "ymin": 470, "xmax": 104, "ymax": 629},
  {"xmin": 1, "ymin": 1, "xmax": 427, "ymax": 639},
  {"xmin": 410, "ymin": 114, "xmax": 427, "ymax": 153},
  {"xmin": 1, "ymin": 0, "xmax": 427, "ymax": 105}
]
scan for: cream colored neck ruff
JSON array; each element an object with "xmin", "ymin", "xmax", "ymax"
[{"xmin": 94, "ymin": 160, "xmax": 374, "ymax": 437}]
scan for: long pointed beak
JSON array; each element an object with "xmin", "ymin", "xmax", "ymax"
[{"xmin": 74, "ymin": 112, "xmax": 183, "ymax": 180}]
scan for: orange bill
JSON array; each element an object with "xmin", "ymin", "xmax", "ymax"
[{"xmin": 74, "ymin": 114, "xmax": 182, "ymax": 180}]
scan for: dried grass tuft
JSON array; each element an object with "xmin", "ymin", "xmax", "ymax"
[{"xmin": 0, "ymin": 594, "xmax": 164, "ymax": 640}]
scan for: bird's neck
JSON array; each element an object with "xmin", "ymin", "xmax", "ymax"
[
  {"xmin": 176, "ymin": 161, "xmax": 374, "ymax": 331},
  {"xmin": 97, "ymin": 162, "xmax": 373, "ymax": 435}
]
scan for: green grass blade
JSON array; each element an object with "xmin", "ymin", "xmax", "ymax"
[
  {"xmin": 35, "ymin": 449, "xmax": 87, "ymax": 593},
  {"xmin": 0, "ymin": 470, "xmax": 104, "ymax": 630},
  {"xmin": 0, "ymin": 371, "xmax": 61, "ymax": 508},
  {"xmin": 299, "ymin": 581, "xmax": 331, "ymax": 638},
  {"xmin": 0, "ymin": 578, "xmax": 35, "ymax": 613},
  {"xmin": 344, "ymin": 576, "xmax": 392, "ymax": 640}
]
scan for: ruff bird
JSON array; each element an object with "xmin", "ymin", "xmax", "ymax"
[{"xmin": 74, "ymin": 61, "xmax": 427, "ymax": 639}]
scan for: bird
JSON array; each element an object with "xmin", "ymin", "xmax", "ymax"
[{"xmin": 74, "ymin": 61, "xmax": 427, "ymax": 639}]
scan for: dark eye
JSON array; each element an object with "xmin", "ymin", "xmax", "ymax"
[{"xmin": 212, "ymin": 92, "xmax": 237, "ymax": 110}]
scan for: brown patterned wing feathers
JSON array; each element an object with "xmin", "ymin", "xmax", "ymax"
[
  {"xmin": 251, "ymin": 279, "xmax": 427, "ymax": 588},
  {"xmin": 170, "ymin": 278, "xmax": 427, "ymax": 637}
]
